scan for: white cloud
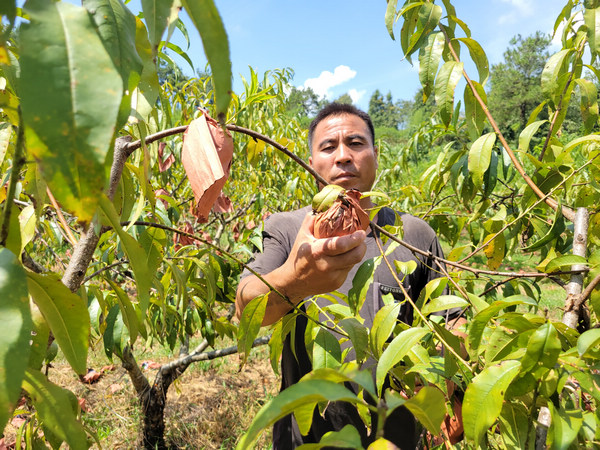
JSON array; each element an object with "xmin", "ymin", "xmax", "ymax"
[
  {"xmin": 498, "ymin": 0, "xmax": 534, "ymax": 25},
  {"xmin": 303, "ymin": 65, "xmax": 357, "ymax": 99},
  {"xmin": 348, "ymin": 89, "xmax": 366, "ymax": 104}
]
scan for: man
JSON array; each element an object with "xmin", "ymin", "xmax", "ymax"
[{"xmin": 236, "ymin": 103, "xmax": 454, "ymax": 448}]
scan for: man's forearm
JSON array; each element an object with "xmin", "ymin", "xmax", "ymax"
[{"xmin": 235, "ymin": 266, "xmax": 304, "ymax": 326}]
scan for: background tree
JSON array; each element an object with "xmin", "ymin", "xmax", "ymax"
[{"xmin": 368, "ymin": 89, "xmax": 401, "ymax": 128}]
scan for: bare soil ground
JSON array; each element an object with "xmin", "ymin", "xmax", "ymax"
[{"xmin": 3, "ymin": 345, "xmax": 279, "ymax": 449}]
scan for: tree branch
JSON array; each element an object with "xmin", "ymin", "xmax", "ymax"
[
  {"xmin": 61, "ymin": 136, "xmax": 132, "ymax": 292},
  {"xmin": 439, "ymin": 24, "xmax": 575, "ymax": 222},
  {"xmin": 121, "ymin": 345, "xmax": 151, "ymax": 402},
  {"xmin": 124, "ymin": 123, "xmax": 328, "ymax": 186}
]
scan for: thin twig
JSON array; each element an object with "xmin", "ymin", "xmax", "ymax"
[
  {"xmin": 83, "ymin": 260, "xmax": 130, "ymax": 284},
  {"xmin": 46, "ymin": 186, "xmax": 78, "ymax": 246},
  {"xmin": 575, "ymin": 271, "xmax": 600, "ymax": 309}
]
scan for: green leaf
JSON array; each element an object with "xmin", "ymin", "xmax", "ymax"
[
  {"xmin": 180, "ymin": 0, "xmax": 232, "ymax": 120},
  {"xmin": 0, "ymin": 249, "xmax": 31, "ymax": 433},
  {"xmin": 585, "ymin": 6, "xmax": 600, "ymax": 57},
  {"xmin": 522, "ymin": 204, "xmax": 565, "ymax": 253},
  {"xmin": 294, "ymin": 402, "xmax": 317, "ymax": 436},
  {"xmin": 418, "ymin": 32, "xmax": 444, "ymax": 101},
  {"xmin": 339, "ymin": 318, "xmax": 368, "ymax": 363},
  {"xmin": 26, "ymin": 272, "xmax": 89, "ymax": 375},
  {"xmin": 399, "ymin": 4, "xmax": 421, "ymax": 65},
  {"xmin": 142, "ymin": 0, "xmax": 175, "ymax": 55},
  {"xmin": 457, "ymin": 37, "xmax": 489, "ymax": 84},
  {"xmin": 99, "ymin": 195, "xmax": 154, "ymax": 314},
  {"xmin": 21, "ymin": 370, "xmax": 88, "ymax": 450},
  {"xmin": 463, "ymin": 360, "xmax": 521, "ymax": 447},
  {"xmin": 296, "ymin": 424, "xmax": 362, "ymax": 449},
  {"xmin": 131, "ymin": 17, "xmax": 160, "ymax": 120},
  {"xmin": 421, "ymin": 295, "xmax": 468, "ymax": 316},
  {"xmin": 563, "ymin": 134, "xmax": 600, "ymax": 153},
  {"xmin": 107, "ymin": 280, "xmax": 139, "ymax": 344},
  {"xmin": 404, "ymin": 386, "xmax": 446, "ymax": 434},
  {"xmin": 469, "ymin": 300, "xmax": 527, "ymax": 357},
  {"xmin": 464, "ymin": 81, "xmax": 487, "ymax": 140},
  {"xmin": 103, "ymin": 303, "xmax": 127, "ymax": 359},
  {"xmin": 369, "ymin": 302, "xmax": 402, "ymax": 358},
  {"xmin": 541, "ymin": 49, "xmax": 572, "ymax": 106},
  {"xmin": 468, "ymin": 132, "xmax": 496, "ymax": 190},
  {"xmin": 83, "ymin": 0, "xmax": 143, "ymax": 130},
  {"xmin": 435, "ymin": 61, "xmax": 463, "ymax": 128},
  {"xmin": 384, "ymin": 0, "xmax": 399, "ymax": 40},
  {"xmin": 518, "ymin": 120, "xmax": 547, "ymax": 153},
  {"xmin": 236, "ymin": 380, "xmax": 360, "ymax": 449},
  {"xmin": 0, "ymin": 123, "xmax": 11, "ymax": 168},
  {"xmin": 348, "ymin": 258, "xmax": 375, "ymax": 315},
  {"xmin": 312, "ymin": 328, "xmax": 342, "ymax": 370},
  {"xmin": 574, "ymin": 78, "xmax": 599, "ymax": 133},
  {"xmin": 548, "ymin": 403, "xmax": 583, "ymax": 450},
  {"xmin": 376, "ymin": 327, "xmax": 430, "ymax": 395},
  {"xmin": 499, "ymin": 402, "xmax": 530, "ymax": 450},
  {"xmin": 162, "ymin": 41, "xmax": 194, "ymax": 71},
  {"xmin": 544, "ymin": 255, "xmax": 588, "ymax": 274},
  {"xmin": 577, "ymin": 328, "xmax": 600, "ymax": 356},
  {"xmin": 404, "ymin": 3, "xmax": 442, "ymax": 61},
  {"xmin": 21, "ymin": 0, "xmax": 122, "ymax": 223},
  {"xmin": 237, "ymin": 294, "xmax": 267, "ymax": 365},
  {"xmin": 83, "ymin": 0, "xmax": 143, "ymax": 88},
  {"xmin": 28, "ymin": 304, "xmax": 50, "ymax": 372},
  {"xmin": 520, "ymin": 322, "xmax": 561, "ymax": 372}
]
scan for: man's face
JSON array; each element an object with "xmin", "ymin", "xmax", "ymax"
[{"xmin": 309, "ymin": 113, "xmax": 378, "ymax": 193}]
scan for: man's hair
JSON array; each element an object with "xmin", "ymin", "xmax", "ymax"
[{"xmin": 308, "ymin": 103, "xmax": 375, "ymax": 152}]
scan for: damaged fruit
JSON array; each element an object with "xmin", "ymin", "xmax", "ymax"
[{"xmin": 312, "ymin": 185, "xmax": 370, "ymax": 238}]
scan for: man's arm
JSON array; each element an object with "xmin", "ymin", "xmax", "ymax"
[{"xmin": 235, "ymin": 213, "xmax": 367, "ymax": 326}]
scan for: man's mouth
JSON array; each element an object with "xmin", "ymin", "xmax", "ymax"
[{"xmin": 333, "ymin": 172, "xmax": 356, "ymax": 181}]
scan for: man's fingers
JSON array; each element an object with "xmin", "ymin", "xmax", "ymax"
[{"xmin": 321, "ymin": 230, "xmax": 367, "ymax": 256}]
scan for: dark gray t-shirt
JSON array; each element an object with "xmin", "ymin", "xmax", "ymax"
[{"xmin": 243, "ymin": 206, "xmax": 451, "ymax": 449}]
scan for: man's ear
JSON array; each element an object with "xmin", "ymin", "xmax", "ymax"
[
  {"xmin": 309, "ymin": 155, "xmax": 313, "ymax": 167},
  {"xmin": 374, "ymin": 146, "xmax": 379, "ymax": 168}
]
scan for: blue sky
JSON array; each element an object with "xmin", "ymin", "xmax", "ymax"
[{"xmin": 166, "ymin": 0, "xmax": 569, "ymax": 111}]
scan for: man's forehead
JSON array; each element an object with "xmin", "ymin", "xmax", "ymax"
[{"xmin": 313, "ymin": 113, "xmax": 370, "ymax": 139}]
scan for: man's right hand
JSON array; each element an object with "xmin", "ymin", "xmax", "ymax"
[{"xmin": 235, "ymin": 213, "xmax": 367, "ymax": 326}]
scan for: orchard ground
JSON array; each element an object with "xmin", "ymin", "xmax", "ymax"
[{"xmin": 4, "ymin": 339, "xmax": 278, "ymax": 449}]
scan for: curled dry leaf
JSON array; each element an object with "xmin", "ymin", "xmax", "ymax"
[
  {"xmin": 313, "ymin": 189, "xmax": 370, "ymax": 238},
  {"xmin": 157, "ymin": 142, "xmax": 175, "ymax": 172},
  {"xmin": 182, "ymin": 111, "xmax": 234, "ymax": 223},
  {"xmin": 212, "ymin": 191, "xmax": 233, "ymax": 213}
]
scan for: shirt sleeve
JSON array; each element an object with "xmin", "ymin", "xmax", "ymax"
[{"xmin": 240, "ymin": 209, "xmax": 306, "ymax": 279}]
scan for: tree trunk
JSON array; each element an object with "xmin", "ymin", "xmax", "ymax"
[{"xmin": 142, "ymin": 382, "xmax": 169, "ymax": 450}]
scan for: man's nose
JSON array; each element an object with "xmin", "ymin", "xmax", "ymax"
[{"xmin": 334, "ymin": 145, "xmax": 352, "ymax": 164}]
